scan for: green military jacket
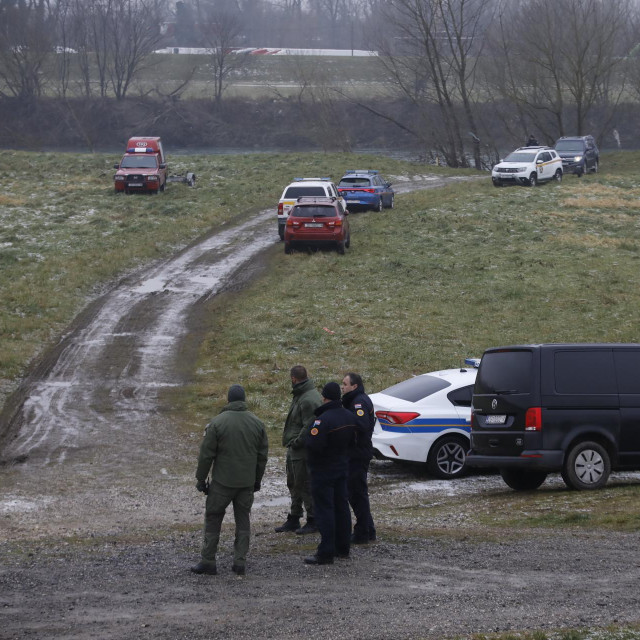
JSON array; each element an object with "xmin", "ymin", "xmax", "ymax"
[
  {"xmin": 282, "ymin": 379, "xmax": 322, "ymax": 461},
  {"xmin": 196, "ymin": 400, "xmax": 269, "ymax": 488}
]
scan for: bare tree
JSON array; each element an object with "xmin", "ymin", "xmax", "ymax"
[
  {"xmin": 196, "ymin": 0, "xmax": 249, "ymax": 104},
  {"xmin": 0, "ymin": 0, "xmax": 53, "ymax": 103},
  {"xmin": 484, "ymin": 0, "xmax": 631, "ymax": 142},
  {"xmin": 375, "ymin": 0, "xmax": 492, "ymax": 167},
  {"xmin": 105, "ymin": 0, "xmax": 166, "ymax": 100}
]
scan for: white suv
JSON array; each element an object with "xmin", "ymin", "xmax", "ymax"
[
  {"xmin": 492, "ymin": 146, "xmax": 563, "ymax": 187},
  {"xmin": 277, "ymin": 178, "xmax": 345, "ymax": 240}
]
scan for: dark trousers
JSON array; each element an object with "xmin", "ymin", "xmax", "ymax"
[
  {"xmin": 309, "ymin": 463, "xmax": 351, "ymax": 559},
  {"xmin": 348, "ymin": 457, "xmax": 375, "ymax": 541}
]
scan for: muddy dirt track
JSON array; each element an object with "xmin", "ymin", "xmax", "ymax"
[{"xmin": 1, "ymin": 174, "xmax": 639, "ymax": 639}]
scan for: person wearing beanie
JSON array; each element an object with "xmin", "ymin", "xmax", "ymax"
[
  {"xmin": 303, "ymin": 381, "xmax": 356, "ymax": 565},
  {"xmin": 341, "ymin": 372, "xmax": 376, "ymax": 544},
  {"xmin": 275, "ymin": 365, "xmax": 322, "ymax": 536},
  {"xmin": 192, "ymin": 385, "xmax": 268, "ymax": 576}
]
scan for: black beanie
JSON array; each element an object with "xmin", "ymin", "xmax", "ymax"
[
  {"xmin": 321, "ymin": 382, "xmax": 341, "ymax": 402},
  {"xmin": 227, "ymin": 384, "xmax": 246, "ymax": 402}
]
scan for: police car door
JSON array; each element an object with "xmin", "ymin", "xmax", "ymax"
[{"xmin": 538, "ymin": 151, "xmax": 553, "ymax": 180}]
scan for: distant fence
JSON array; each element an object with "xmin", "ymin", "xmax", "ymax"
[{"xmin": 153, "ymin": 47, "xmax": 378, "ymax": 57}]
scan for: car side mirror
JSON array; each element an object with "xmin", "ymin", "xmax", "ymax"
[
  {"xmin": 159, "ymin": 163, "xmax": 166, "ymax": 169},
  {"xmin": 536, "ymin": 159, "xmax": 543, "ymax": 164},
  {"xmin": 113, "ymin": 164, "xmax": 119, "ymax": 169},
  {"xmin": 386, "ymin": 182, "xmax": 392, "ymax": 187}
]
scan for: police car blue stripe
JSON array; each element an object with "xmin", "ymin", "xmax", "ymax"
[{"xmin": 379, "ymin": 418, "xmax": 470, "ymax": 434}]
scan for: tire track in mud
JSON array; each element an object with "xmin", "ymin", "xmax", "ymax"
[
  {"xmin": 1, "ymin": 209, "xmax": 277, "ymax": 469},
  {"xmin": 0, "ymin": 175, "xmax": 478, "ymax": 488}
]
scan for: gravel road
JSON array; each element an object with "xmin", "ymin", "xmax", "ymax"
[{"xmin": 1, "ymin": 173, "xmax": 638, "ymax": 639}]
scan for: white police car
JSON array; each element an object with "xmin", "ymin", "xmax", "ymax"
[{"xmin": 371, "ymin": 359, "xmax": 479, "ymax": 479}]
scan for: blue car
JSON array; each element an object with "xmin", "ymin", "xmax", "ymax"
[{"xmin": 337, "ymin": 170, "xmax": 394, "ymax": 212}]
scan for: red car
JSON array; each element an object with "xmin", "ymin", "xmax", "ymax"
[
  {"xmin": 284, "ymin": 197, "xmax": 351, "ymax": 255},
  {"xmin": 113, "ymin": 137, "xmax": 167, "ymax": 194}
]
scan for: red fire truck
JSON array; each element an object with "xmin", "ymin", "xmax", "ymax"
[{"xmin": 113, "ymin": 137, "xmax": 167, "ymax": 194}]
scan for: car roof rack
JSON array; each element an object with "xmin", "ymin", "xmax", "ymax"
[
  {"xmin": 344, "ymin": 169, "xmax": 379, "ymax": 175},
  {"xmin": 296, "ymin": 196, "xmax": 336, "ymax": 203}
]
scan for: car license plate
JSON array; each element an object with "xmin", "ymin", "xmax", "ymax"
[
  {"xmin": 486, "ymin": 414, "xmax": 507, "ymax": 424},
  {"xmin": 128, "ymin": 183, "xmax": 143, "ymax": 187},
  {"xmin": 304, "ymin": 223, "xmax": 323, "ymax": 228}
]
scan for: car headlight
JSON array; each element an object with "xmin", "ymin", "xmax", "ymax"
[
  {"xmin": 114, "ymin": 175, "xmax": 125, "ymax": 181},
  {"xmin": 574, "ymin": 155, "xmax": 583, "ymax": 162},
  {"xmin": 516, "ymin": 167, "xmax": 527, "ymax": 172},
  {"xmin": 146, "ymin": 175, "xmax": 159, "ymax": 181}
]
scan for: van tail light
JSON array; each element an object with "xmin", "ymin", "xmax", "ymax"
[
  {"xmin": 375, "ymin": 411, "xmax": 420, "ymax": 425},
  {"xmin": 278, "ymin": 202, "xmax": 284, "ymax": 215},
  {"xmin": 525, "ymin": 407, "xmax": 542, "ymax": 431}
]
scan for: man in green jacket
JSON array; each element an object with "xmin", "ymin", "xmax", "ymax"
[
  {"xmin": 191, "ymin": 384, "xmax": 269, "ymax": 576},
  {"xmin": 275, "ymin": 365, "xmax": 322, "ymax": 535}
]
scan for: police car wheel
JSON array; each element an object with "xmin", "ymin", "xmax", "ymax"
[
  {"xmin": 528, "ymin": 173, "xmax": 537, "ymax": 187},
  {"xmin": 278, "ymin": 227, "xmax": 285, "ymax": 241},
  {"xmin": 426, "ymin": 436, "xmax": 468, "ymax": 479},
  {"xmin": 374, "ymin": 198, "xmax": 383, "ymax": 212},
  {"xmin": 554, "ymin": 169, "xmax": 562, "ymax": 183}
]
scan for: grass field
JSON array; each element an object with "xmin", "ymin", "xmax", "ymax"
[
  {"xmin": 0, "ymin": 150, "xmax": 434, "ymax": 407},
  {"xmin": 2, "ymin": 150, "xmax": 640, "ymax": 639},
  {"xmin": 180, "ymin": 152, "xmax": 640, "ymax": 432},
  {"xmin": 27, "ymin": 53, "xmax": 386, "ymax": 100}
]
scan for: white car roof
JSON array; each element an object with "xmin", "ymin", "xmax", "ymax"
[{"xmin": 371, "ymin": 367, "xmax": 477, "ymax": 406}]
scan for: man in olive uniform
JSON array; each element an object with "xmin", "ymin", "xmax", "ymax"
[
  {"xmin": 275, "ymin": 365, "xmax": 322, "ymax": 535},
  {"xmin": 191, "ymin": 384, "xmax": 268, "ymax": 576}
]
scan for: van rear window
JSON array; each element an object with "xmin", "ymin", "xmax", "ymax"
[
  {"xmin": 475, "ymin": 351, "xmax": 532, "ymax": 394},
  {"xmin": 381, "ymin": 375, "xmax": 450, "ymax": 402}
]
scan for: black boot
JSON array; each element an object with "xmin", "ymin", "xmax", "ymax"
[
  {"xmin": 295, "ymin": 517, "xmax": 318, "ymax": 535},
  {"xmin": 304, "ymin": 554, "xmax": 333, "ymax": 565},
  {"xmin": 275, "ymin": 514, "xmax": 300, "ymax": 533}
]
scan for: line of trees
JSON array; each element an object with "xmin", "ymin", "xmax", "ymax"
[{"xmin": 1, "ymin": 0, "xmax": 640, "ymax": 162}]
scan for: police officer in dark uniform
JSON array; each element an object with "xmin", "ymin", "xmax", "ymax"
[
  {"xmin": 304, "ymin": 382, "xmax": 355, "ymax": 565},
  {"xmin": 341, "ymin": 372, "xmax": 376, "ymax": 544}
]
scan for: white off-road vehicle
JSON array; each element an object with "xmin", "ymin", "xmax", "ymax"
[{"xmin": 492, "ymin": 146, "xmax": 563, "ymax": 187}]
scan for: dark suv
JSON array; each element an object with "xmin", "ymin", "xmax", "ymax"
[
  {"xmin": 554, "ymin": 136, "xmax": 599, "ymax": 177},
  {"xmin": 466, "ymin": 344, "xmax": 640, "ymax": 491}
]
